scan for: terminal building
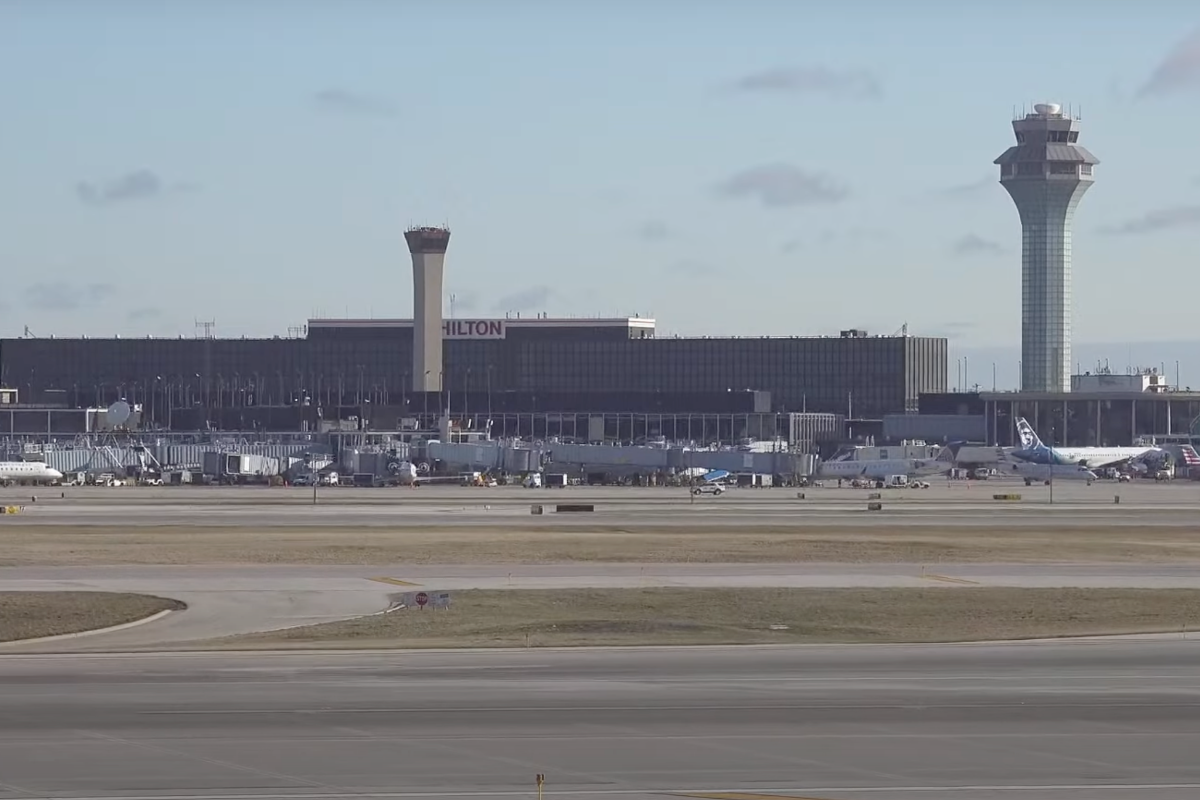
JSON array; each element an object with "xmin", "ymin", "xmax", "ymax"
[
  {"xmin": 0, "ymin": 316, "xmax": 946, "ymax": 440},
  {"xmin": 0, "ymin": 223, "xmax": 947, "ymax": 438}
]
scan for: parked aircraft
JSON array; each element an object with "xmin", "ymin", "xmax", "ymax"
[
  {"xmin": 816, "ymin": 447, "xmax": 954, "ymax": 481},
  {"xmin": 0, "ymin": 461, "xmax": 64, "ymax": 485},
  {"xmin": 1002, "ymin": 460, "xmax": 1098, "ymax": 485},
  {"xmin": 1010, "ymin": 418, "xmax": 1161, "ymax": 470},
  {"xmin": 393, "ymin": 461, "xmax": 468, "ymax": 486}
]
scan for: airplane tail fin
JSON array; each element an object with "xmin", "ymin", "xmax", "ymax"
[
  {"xmin": 1015, "ymin": 417, "xmax": 1044, "ymax": 450},
  {"xmin": 937, "ymin": 442, "xmax": 964, "ymax": 463},
  {"xmin": 1179, "ymin": 445, "xmax": 1200, "ymax": 467}
]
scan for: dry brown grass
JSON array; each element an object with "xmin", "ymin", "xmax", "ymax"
[
  {"xmin": 195, "ymin": 587, "xmax": 1200, "ymax": 649},
  {"xmin": 0, "ymin": 592, "xmax": 184, "ymax": 643},
  {"xmin": 1, "ymin": 524, "xmax": 1199, "ymax": 566}
]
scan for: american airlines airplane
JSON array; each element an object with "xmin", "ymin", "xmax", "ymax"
[
  {"xmin": 1010, "ymin": 418, "xmax": 1161, "ymax": 470},
  {"xmin": 0, "ymin": 461, "xmax": 64, "ymax": 485},
  {"xmin": 816, "ymin": 447, "xmax": 955, "ymax": 481}
]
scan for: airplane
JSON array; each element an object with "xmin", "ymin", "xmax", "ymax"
[
  {"xmin": 392, "ymin": 461, "xmax": 484, "ymax": 486},
  {"xmin": 816, "ymin": 447, "xmax": 955, "ymax": 481},
  {"xmin": 0, "ymin": 461, "xmax": 64, "ymax": 485},
  {"xmin": 1010, "ymin": 417, "xmax": 1162, "ymax": 470},
  {"xmin": 1000, "ymin": 460, "xmax": 1098, "ymax": 485}
]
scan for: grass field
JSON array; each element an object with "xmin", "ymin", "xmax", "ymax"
[
  {"xmin": 2, "ymin": 524, "xmax": 1200, "ymax": 566},
  {"xmin": 1, "ymin": 524, "xmax": 1199, "ymax": 566},
  {"xmin": 192, "ymin": 587, "xmax": 1200, "ymax": 649},
  {"xmin": 0, "ymin": 592, "xmax": 185, "ymax": 643}
]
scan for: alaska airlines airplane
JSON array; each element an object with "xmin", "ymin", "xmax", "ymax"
[
  {"xmin": 0, "ymin": 461, "xmax": 64, "ymax": 485},
  {"xmin": 1010, "ymin": 418, "xmax": 1159, "ymax": 469},
  {"xmin": 816, "ymin": 447, "xmax": 954, "ymax": 481}
]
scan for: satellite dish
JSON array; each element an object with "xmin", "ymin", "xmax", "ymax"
[{"xmin": 107, "ymin": 401, "xmax": 131, "ymax": 427}]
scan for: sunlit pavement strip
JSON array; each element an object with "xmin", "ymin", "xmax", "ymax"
[
  {"xmin": 674, "ymin": 793, "xmax": 836, "ymax": 800},
  {"xmin": 367, "ymin": 577, "xmax": 423, "ymax": 587}
]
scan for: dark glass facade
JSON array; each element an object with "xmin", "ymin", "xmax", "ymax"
[{"xmin": 0, "ymin": 328, "xmax": 947, "ymax": 425}]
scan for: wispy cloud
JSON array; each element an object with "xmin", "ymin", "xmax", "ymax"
[
  {"xmin": 809, "ymin": 227, "xmax": 891, "ymax": 247},
  {"xmin": 1100, "ymin": 205, "xmax": 1200, "ymax": 235},
  {"xmin": 127, "ymin": 307, "xmax": 161, "ymax": 322},
  {"xmin": 717, "ymin": 164, "xmax": 848, "ymax": 208},
  {"xmin": 492, "ymin": 286, "xmax": 552, "ymax": 314},
  {"xmin": 26, "ymin": 282, "xmax": 115, "ymax": 311},
  {"xmin": 665, "ymin": 259, "xmax": 718, "ymax": 277},
  {"xmin": 634, "ymin": 220, "xmax": 672, "ymax": 241},
  {"xmin": 928, "ymin": 321, "xmax": 977, "ymax": 341},
  {"xmin": 940, "ymin": 175, "xmax": 994, "ymax": 198},
  {"xmin": 727, "ymin": 66, "xmax": 881, "ymax": 99},
  {"xmin": 312, "ymin": 88, "xmax": 397, "ymax": 117},
  {"xmin": 952, "ymin": 234, "xmax": 1007, "ymax": 256},
  {"xmin": 1137, "ymin": 27, "xmax": 1200, "ymax": 98},
  {"xmin": 76, "ymin": 170, "xmax": 195, "ymax": 207}
]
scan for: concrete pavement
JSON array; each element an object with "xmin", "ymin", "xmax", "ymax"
[
  {"xmin": 1, "ymin": 641, "xmax": 1199, "ymax": 799},
  {"xmin": 7, "ymin": 562, "xmax": 1200, "ymax": 651},
  {"xmin": 2, "ymin": 480, "xmax": 1198, "ymax": 526}
]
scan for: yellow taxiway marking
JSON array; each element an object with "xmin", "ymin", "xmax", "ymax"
[
  {"xmin": 674, "ymin": 793, "xmax": 835, "ymax": 800},
  {"xmin": 367, "ymin": 577, "xmax": 423, "ymax": 587},
  {"xmin": 920, "ymin": 573, "xmax": 981, "ymax": 585}
]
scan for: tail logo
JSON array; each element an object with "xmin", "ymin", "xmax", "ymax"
[{"xmin": 1016, "ymin": 419, "xmax": 1038, "ymax": 449}]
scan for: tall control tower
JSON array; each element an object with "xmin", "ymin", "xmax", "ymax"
[
  {"xmin": 404, "ymin": 226, "xmax": 451, "ymax": 394},
  {"xmin": 994, "ymin": 103, "xmax": 1099, "ymax": 393}
]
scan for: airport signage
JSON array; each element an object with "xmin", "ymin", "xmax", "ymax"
[{"xmin": 443, "ymin": 319, "xmax": 506, "ymax": 339}]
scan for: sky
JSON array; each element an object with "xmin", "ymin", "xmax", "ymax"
[{"xmin": 2, "ymin": 0, "xmax": 1199, "ymax": 390}]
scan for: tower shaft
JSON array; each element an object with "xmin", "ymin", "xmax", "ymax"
[
  {"xmin": 404, "ymin": 227, "xmax": 451, "ymax": 394},
  {"xmin": 994, "ymin": 103, "xmax": 1098, "ymax": 393}
]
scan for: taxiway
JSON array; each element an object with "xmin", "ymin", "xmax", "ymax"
[{"xmin": 0, "ymin": 641, "xmax": 1198, "ymax": 799}]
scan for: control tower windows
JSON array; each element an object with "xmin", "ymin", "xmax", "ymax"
[
  {"xmin": 1049, "ymin": 163, "xmax": 1078, "ymax": 175},
  {"xmin": 1081, "ymin": 164, "xmax": 1093, "ymax": 176},
  {"xmin": 1016, "ymin": 133, "xmax": 1027, "ymax": 144},
  {"xmin": 1017, "ymin": 162, "xmax": 1043, "ymax": 176},
  {"xmin": 1068, "ymin": 131, "xmax": 1079, "ymax": 143},
  {"xmin": 1001, "ymin": 164, "xmax": 1016, "ymax": 177}
]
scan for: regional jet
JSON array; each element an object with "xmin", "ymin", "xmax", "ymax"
[
  {"xmin": 0, "ymin": 461, "xmax": 64, "ymax": 485},
  {"xmin": 816, "ymin": 447, "xmax": 955, "ymax": 481},
  {"xmin": 1002, "ymin": 460, "xmax": 1099, "ymax": 485},
  {"xmin": 1010, "ymin": 418, "xmax": 1162, "ymax": 470}
]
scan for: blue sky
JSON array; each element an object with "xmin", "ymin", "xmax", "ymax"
[{"xmin": 2, "ymin": 1, "xmax": 1199, "ymax": 389}]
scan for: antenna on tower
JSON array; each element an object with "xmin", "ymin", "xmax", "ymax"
[
  {"xmin": 194, "ymin": 319, "xmax": 215, "ymax": 339},
  {"xmin": 450, "ymin": 293, "xmax": 456, "ymax": 319}
]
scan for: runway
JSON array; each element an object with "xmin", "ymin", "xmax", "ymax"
[
  {"xmin": 8, "ymin": 562, "xmax": 1200, "ymax": 651},
  {"xmin": 3, "ymin": 480, "xmax": 1199, "ymax": 526},
  {"xmin": 1, "ymin": 641, "xmax": 1199, "ymax": 799}
]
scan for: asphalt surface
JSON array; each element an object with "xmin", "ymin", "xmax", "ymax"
[
  {"xmin": 7, "ymin": 562, "xmax": 1200, "ymax": 651},
  {"xmin": 2, "ymin": 480, "xmax": 1197, "ymax": 526},
  {"xmin": 1, "ymin": 641, "xmax": 1199, "ymax": 799}
]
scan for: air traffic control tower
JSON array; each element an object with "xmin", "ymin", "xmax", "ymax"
[
  {"xmin": 404, "ymin": 226, "xmax": 451, "ymax": 394},
  {"xmin": 995, "ymin": 103, "xmax": 1098, "ymax": 393}
]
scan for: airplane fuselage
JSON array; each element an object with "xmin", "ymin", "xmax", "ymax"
[
  {"xmin": 1006, "ymin": 461, "xmax": 1097, "ymax": 482},
  {"xmin": 1010, "ymin": 444, "xmax": 1154, "ymax": 469},
  {"xmin": 0, "ymin": 462, "xmax": 64, "ymax": 483},
  {"xmin": 817, "ymin": 458, "xmax": 937, "ymax": 480}
]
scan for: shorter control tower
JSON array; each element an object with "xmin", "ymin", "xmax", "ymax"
[
  {"xmin": 404, "ymin": 226, "xmax": 451, "ymax": 394},
  {"xmin": 994, "ymin": 103, "xmax": 1099, "ymax": 393}
]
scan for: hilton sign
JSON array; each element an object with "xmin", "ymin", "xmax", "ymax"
[{"xmin": 442, "ymin": 319, "xmax": 506, "ymax": 339}]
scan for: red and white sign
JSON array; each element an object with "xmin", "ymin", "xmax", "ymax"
[
  {"xmin": 442, "ymin": 319, "xmax": 506, "ymax": 339},
  {"xmin": 414, "ymin": 591, "xmax": 429, "ymax": 608}
]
